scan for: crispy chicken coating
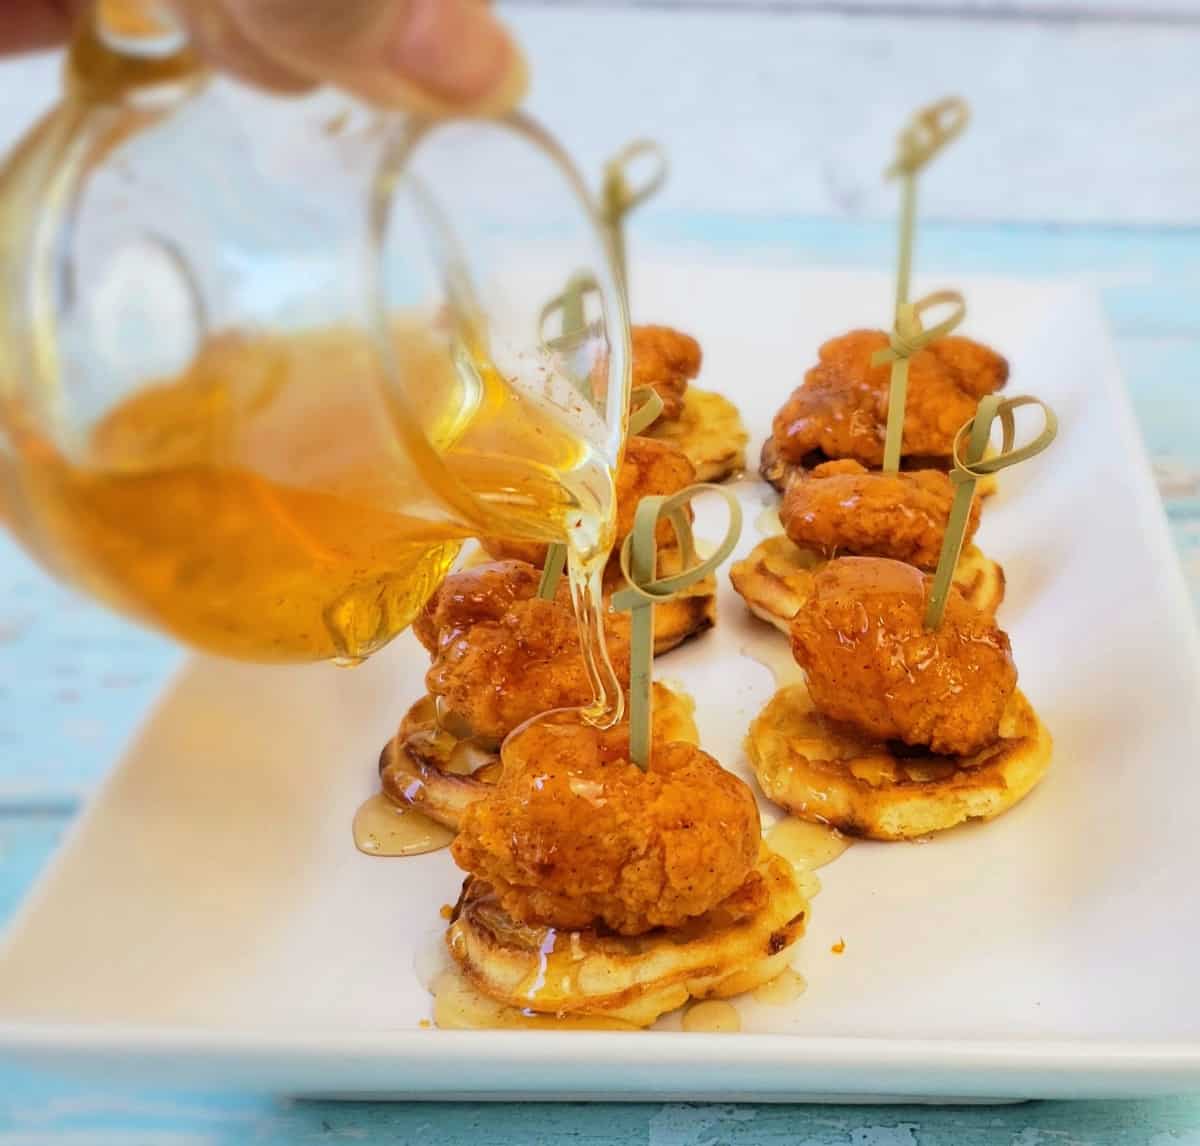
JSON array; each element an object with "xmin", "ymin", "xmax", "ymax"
[
  {"xmin": 424, "ymin": 573, "xmax": 632, "ymax": 746},
  {"xmin": 614, "ymin": 434, "xmax": 696, "ymax": 542},
  {"xmin": 771, "ymin": 330, "xmax": 1008, "ymax": 467},
  {"xmin": 780, "ymin": 458, "xmax": 981, "ymax": 570},
  {"xmin": 632, "ymin": 324, "xmax": 702, "ymax": 424},
  {"xmin": 414, "ymin": 560, "xmax": 545, "ymax": 656},
  {"xmin": 790, "ymin": 557, "xmax": 1016, "ymax": 756},
  {"xmin": 452, "ymin": 719, "xmax": 764, "ymax": 935},
  {"xmin": 482, "ymin": 435, "xmax": 696, "ymax": 567}
]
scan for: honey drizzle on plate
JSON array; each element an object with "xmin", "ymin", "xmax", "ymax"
[
  {"xmin": 352, "ymin": 793, "xmax": 454, "ymax": 857},
  {"xmin": 754, "ymin": 503, "xmax": 783, "ymax": 536},
  {"xmin": 740, "ymin": 641, "xmax": 804, "ymax": 689},
  {"xmin": 752, "ymin": 967, "xmax": 808, "ymax": 1006},
  {"xmin": 765, "ymin": 818, "xmax": 852, "ymax": 871},
  {"xmin": 431, "ymin": 967, "xmax": 635, "ymax": 1031},
  {"xmin": 681, "ymin": 1000, "xmax": 741, "ymax": 1033}
]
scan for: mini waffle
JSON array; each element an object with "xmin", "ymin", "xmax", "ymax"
[
  {"xmin": 443, "ymin": 848, "xmax": 808, "ymax": 1028},
  {"xmin": 747, "ymin": 683, "xmax": 1052, "ymax": 840},
  {"xmin": 643, "ymin": 388, "xmax": 749, "ymax": 483}
]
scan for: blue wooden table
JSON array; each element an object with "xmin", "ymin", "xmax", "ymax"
[{"xmin": 3, "ymin": 1, "xmax": 1200, "ymax": 1140}]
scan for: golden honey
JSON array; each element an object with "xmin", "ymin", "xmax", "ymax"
[{"xmin": 1, "ymin": 323, "xmax": 615, "ymax": 667}]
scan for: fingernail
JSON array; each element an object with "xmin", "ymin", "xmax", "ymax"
[{"xmin": 393, "ymin": 0, "xmax": 513, "ymax": 104}]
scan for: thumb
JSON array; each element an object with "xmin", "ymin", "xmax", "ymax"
[{"xmin": 221, "ymin": 0, "xmax": 526, "ymax": 115}]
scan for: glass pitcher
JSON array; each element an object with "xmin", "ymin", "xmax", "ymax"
[{"xmin": 0, "ymin": 1, "xmax": 629, "ymax": 666}]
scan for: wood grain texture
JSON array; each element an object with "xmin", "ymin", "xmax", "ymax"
[
  {"xmin": 7, "ymin": 5, "xmax": 1200, "ymax": 225},
  {"xmin": 0, "ymin": 541, "xmax": 179, "ymax": 806},
  {"xmin": 0, "ymin": 813, "xmax": 68, "ymax": 927},
  {"xmin": 2, "ymin": 1000, "xmax": 1200, "ymax": 1146},
  {"xmin": 504, "ymin": 5, "xmax": 1200, "ymax": 225}
]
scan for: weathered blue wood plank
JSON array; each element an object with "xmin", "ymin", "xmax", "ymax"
[
  {"xmin": 10, "ymin": 10, "xmax": 1200, "ymax": 227},
  {"xmin": 1117, "ymin": 338, "xmax": 1200, "ymax": 463},
  {"xmin": 635, "ymin": 217, "xmax": 1200, "ymax": 338},
  {"xmin": 0, "ymin": 812, "xmax": 69, "ymax": 927},
  {"xmin": 3, "ymin": 1073, "xmax": 1200, "ymax": 1145},
  {"xmin": 0, "ymin": 543, "xmax": 180, "ymax": 806},
  {"xmin": 511, "ymin": 8, "xmax": 1200, "ymax": 227}
]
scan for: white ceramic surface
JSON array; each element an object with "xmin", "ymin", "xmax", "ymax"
[{"xmin": 2, "ymin": 265, "xmax": 1198, "ymax": 1100}]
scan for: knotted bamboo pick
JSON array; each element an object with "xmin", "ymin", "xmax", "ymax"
[
  {"xmin": 871, "ymin": 289, "xmax": 967, "ymax": 473},
  {"xmin": 613, "ymin": 485, "xmax": 742, "ymax": 769},
  {"xmin": 536, "ymin": 387, "xmax": 664, "ymax": 601},
  {"xmin": 925, "ymin": 395, "xmax": 1058, "ymax": 629},
  {"xmin": 887, "ymin": 97, "xmax": 969, "ymax": 311},
  {"xmin": 881, "ymin": 97, "xmax": 969, "ymax": 474},
  {"xmin": 534, "ymin": 271, "xmax": 591, "ymax": 602},
  {"xmin": 539, "ymin": 138, "xmax": 667, "ymax": 330},
  {"xmin": 601, "ymin": 140, "xmax": 669, "ymax": 296},
  {"xmin": 536, "ymin": 142, "xmax": 669, "ymax": 606},
  {"xmin": 539, "ymin": 271, "xmax": 598, "ymax": 354}
]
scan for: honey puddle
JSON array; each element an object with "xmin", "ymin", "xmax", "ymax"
[
  {"xmin": 765, "ymin": 818, "xmax": 852, "ymax": 872},
  {"xmin": 431, "ymin": 966, "xmax": 635, "ymax": 1031},
  {"xmin": 413, "ymin": 928, "xmax": 453, "ymax": 992},
  {"xmin": 739, "ymin": 641, "xmax": 803, "ymax": 688},
  {"xmin": 752, "ymin": 967, "xmax": 807, "ymax": 1006},
  {"xmin": 754, "ymin": 504, "xmax": 783, "ymax": 536},
  {"xmin": 352, "ymin": 793, "xmax": 454, "ymax": 857},
  {"xmin": 681, "ymin": 1000, "xmax": 741, "ymax": 1033}
]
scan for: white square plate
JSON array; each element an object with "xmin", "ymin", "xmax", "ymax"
[{"xmin": 3, "ymin": 265, "xmax": 1199, "ymax": 1102}]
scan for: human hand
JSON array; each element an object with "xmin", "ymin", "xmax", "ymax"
[{"xmin": 1, "ymin": 1, "xmax": 526, "ymax": 116}]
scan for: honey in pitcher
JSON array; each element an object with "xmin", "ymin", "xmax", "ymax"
[{"xmin": 2, "ymin": 321, "xmax": 615, "ymax": 664}]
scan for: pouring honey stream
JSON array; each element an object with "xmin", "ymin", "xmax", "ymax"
[{"xmin": 0, "ymin": 0, "xmax": 629, "ymax": 726}]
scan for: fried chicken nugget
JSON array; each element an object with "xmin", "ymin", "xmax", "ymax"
[
  {"xmin": 426, "ymin": 553, "xmax": 713, "ymax": 671},
  {"xmin": 770, "ymin": 330, "xmax": 1008, "ymax": 469},
  {"xmin": 452, "ymin": 720, "xmax": 764, "ymax": 936},
  {"xmin": 426, "ymin": 591, "xmax": 633, "ymax": 747},
  {"xmin": 414, "ymin": 560, "xmax": 544, "ymax": 655},
  {"xmin": 633, "ymin": 325, "xmax": 748, "ymax": 483},
  {"xmin": 780, "ymin": 458, "xmax": 981, "ymax": 570},
  {"xmin": 614, "ymin": 436, "xmax": 697, "ymax": 541},
  {"xmin": 632, "ymin": 324, "xmax": 702, "ymax": 424},
  {"xmin": 791, "ymin": 557, "xmax": 1017, "ymax": 757}
]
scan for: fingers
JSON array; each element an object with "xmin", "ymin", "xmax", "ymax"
[
  {"xmin": 170, "ymin": 2, "xmax": 313, "ymax": 92},
  {"xmin": 390, "ymin": 0, "xmax": 515, "ymax": 105},
  {"xmin": 0, "ymin": 0, "xmax": 85, "ymax": 55},
  {"xmin": 2, "ymin": 1, "xmax": 527, "ymax": 116},
  {"xmin": 219, "ymin": 0, "xmax": 526, "ymax": 115}
]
